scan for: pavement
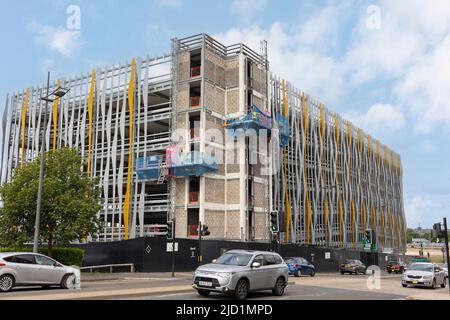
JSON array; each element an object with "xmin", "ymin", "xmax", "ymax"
[{"xmin": 0, "ymin": 271, "xmax": 449, "ymax": 300}]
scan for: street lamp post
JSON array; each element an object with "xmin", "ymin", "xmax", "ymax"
[
  {"xmin": 33, "ymin": 73, "xmax": 69, "ymax": 253},
  {"xmin": 443, "ymin": 218, "xmax": 450, "ymax": 294}
]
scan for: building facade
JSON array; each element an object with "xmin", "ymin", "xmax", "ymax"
[{"xmin": 0, "ymin": 34, "xmax": 407, "ymax": 253}]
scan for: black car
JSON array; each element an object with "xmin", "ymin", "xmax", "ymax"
[{"xmin": 340, "ymin": 259, "xmax": 367, "ymax": 275}]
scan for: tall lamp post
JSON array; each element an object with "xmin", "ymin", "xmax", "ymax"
[{"xmin": 33, "ymin": 72, "xmax": 70, "ymax": 253}]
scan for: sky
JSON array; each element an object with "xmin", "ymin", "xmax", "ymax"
[{"xmin": 0, "ymin": 0, "xmax": 449, "ymax": 228}]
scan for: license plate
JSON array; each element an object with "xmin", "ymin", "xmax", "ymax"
[
  {"xmin": 412, "ymin": 280, "xmax": 418, "ymax": 284},
  {"xmin": 199, "ymin": 281, "xmax": 212, "ymax": 287},
  {"xmin": 345, "ymin": 265, "xmax": 350, "ymax": 268}
]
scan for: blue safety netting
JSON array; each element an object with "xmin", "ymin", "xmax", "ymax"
[
  {"xmin": 170, "ymin": 151, "xmax": 218, "ymax": 177},
  {"xmin": 276, "ymin": 113, "xmax": 290, "ymax": 148},
  {"xmin": 136, "ymin": 156, "xmax": 162, "ymax": 181},
  {"xmin": 225, "ymin": 105, "xmax": 272, "ymax": 133}
]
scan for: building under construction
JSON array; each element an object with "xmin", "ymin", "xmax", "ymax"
[{"xmin": 0, "ymin": 34, "xmax": 407, "ymax": 254}]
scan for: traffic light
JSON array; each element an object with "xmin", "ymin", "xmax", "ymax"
[
  {"xmin": 433, "ymin": 223, "xmax": 443, "ymax": 238},
  {"xmin": 364, "ymin": 229, "xmax": 372, "ymax": 244},
  {"xmin": 167, "ymin": 220, "xmax": 174, "ymax": 240},
  {"xmin": 201, "ymin": 225, "xmax": 210, "ymax": 237},
  {"xmin": 270, "ymin": 211, "xmax": 279, "ymax": 234}
]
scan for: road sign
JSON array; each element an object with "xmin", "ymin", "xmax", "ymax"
[
  {"xmin": 363, "ymin": 244, "xmax": 371, "ymax": 251},
  {"xmin": 167, "ymin": 242, "xmax": 178, "ymax": 252},
  {"xmin": 145, "ymin": 245, "xmax": 152, "ymax": 254},
  {"xmin": 325, "ymin": 252, "xmax": 331, "ymax": 260}
]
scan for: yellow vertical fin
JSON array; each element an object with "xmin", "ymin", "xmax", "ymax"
[
  {"xmin": 123, "ymin": 59, "xmax": 136, "ymax": 241},
  {"xmin": 302, "ymin": 94, "xmax": 311, "ymax": 244},
  {"xmin": 282, "ymin": 80, "xmax": 291, "ymax": 243},
  {"xmin": 87, "ymin": 71, "xmax": 95, "ymax": 175},
  {"xmin": 52, "ymin": 80, "xmax": 61, "ymax": 152},
  {"xmin": 20, "ymin": 88, "xmax": 29, "ymax": 167}
]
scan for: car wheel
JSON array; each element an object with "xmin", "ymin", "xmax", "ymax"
[
  {"xmin": 441, "ymin": 281, "xmax": 446, "ymax": 288},
  {"xmin": 61, "ymin": 274, "xmax": 75, "ymax": 290},
  {"xmin": 0, "ymin": 274, "xmax": 14, "ymax": 292},
  {"xmin": 310, "ymin": 269, "xmax": 315, "ymax": 277},
  {"xmin": 272, "ymin": 277, "xmax": 286, "ymax": 296},
  {"xmin": 197, "ymin": 289, "xmax": 211, "ymax": 296},
  {"xmin": 388, "ymin": 270, "xmax": 391, "ymax": 274},
  {"xmin": 234, "ymin": 279, "xmax": 249, "ymax": 300},
  {"xmin": 431, "ymin": 279, "xmax": 436, "ymax": 290},
  {"xmin": 402, "ymin": 284, "xmax": 407, "ymax": 288},
  {"xmin": 340, "ymin": 271, "xmax": 345, "ymax": 275},
  {"xmin": 294, "ymin": 271, "xmax": 299, "ymax": 277}
]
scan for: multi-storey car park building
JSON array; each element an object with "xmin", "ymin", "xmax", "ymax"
[{"xmin": 0, "ymin": 34, "xmax": 407, "ymax": 254}]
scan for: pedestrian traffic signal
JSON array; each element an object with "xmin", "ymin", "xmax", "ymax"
[
  {"xmin": 167, "ymin": 220, "xmax": 174, "ymax": 240},
  {"xmin": 270, "ymin": 211, "xmax": 279, "ymax": 234},
  {"xmin": 201, "ymin": 225, "xmax": 210, "ymax": 237}
]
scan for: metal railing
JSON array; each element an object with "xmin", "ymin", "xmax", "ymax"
[{"xmin": 80, "ymin": 263, "xmax": 135, "ymax": 273}]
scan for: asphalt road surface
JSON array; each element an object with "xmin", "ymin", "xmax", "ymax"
[
  {"xmin": 129, "ymin": 283, "xmax": 406, "ymax": 300},
  {"xmin": 1, "ymin": 272, "xmax": 449, "ymax": 300}
]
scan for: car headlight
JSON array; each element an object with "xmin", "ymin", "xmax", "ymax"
[{"xmin": 218, "ymin": 272, "xmax": 232, "ymax": 278}]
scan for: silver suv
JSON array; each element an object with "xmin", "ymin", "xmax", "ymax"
[{"xmin": 192, "ymin": 250, "xmax": 289, "ymax": 299}]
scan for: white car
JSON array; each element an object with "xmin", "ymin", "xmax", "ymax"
[
  {"xmin": 402, "ymin": 263, "xmax": 446, "ymax": 289},
  {"xmin": 0, "ymin": 252, "xmax": 81, "ymax": 292}
]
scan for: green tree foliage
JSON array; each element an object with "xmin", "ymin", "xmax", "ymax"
[{"xmin": 0, "ymin": 148, "xmax": 102, "ymax": 256}]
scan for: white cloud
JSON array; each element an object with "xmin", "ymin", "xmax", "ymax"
[
  {"xmin": 230, "ymin": 0, "xmax": 268, "ymax": 22},
  {"xmin": 395, "ymin": 34, "xmax": 450, "ymax": 133},
  {"xmin": 29, "ymin": 22, "xmax": 83, "ymax": 58},
  {"xmin": 345, "ymin": 104, "xmax": 405, "ymax": 136},
  {"xmin": 344, "ymin": 1, "xmax": 450, "ymax": 132},
  {"xmin": 214, "ymin": 21, "xmax": 345, "ymax": 104},
  {"xmin": 405, "ymin": 194, "xmax": 450, "ymax": 228},
  {"xmin": 220, "ymin": 1, "xmax": 450, "ymax": 134}
]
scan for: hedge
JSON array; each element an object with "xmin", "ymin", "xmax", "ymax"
[{"xmin": 0, "ymin": 247, "xmax": 84, "ymax": 267}]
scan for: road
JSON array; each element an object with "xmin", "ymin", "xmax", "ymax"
[{"xmin": 0, "ymin": 272, "xmax": 449, "ymax": 300}]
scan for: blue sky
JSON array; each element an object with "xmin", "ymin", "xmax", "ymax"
[{"xmin": 1, "ymin": 0, "xmax": 450, "ymax": 228}]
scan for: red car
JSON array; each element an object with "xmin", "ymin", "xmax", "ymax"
[{"xmin": 387, "ymin": 261, "xmax": 406, "ymax": 274}]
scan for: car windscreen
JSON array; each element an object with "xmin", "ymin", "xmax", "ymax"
[
  {"xmin": 344, "ymin": 260, "xmax": 355, "ymax": 264},
  {"xmin": 214, "ymin": 253, "xmax": 253, "ymax": 266},
  {"xmin": 408, "ymin": 264, "xmax": 433, "ymax": 272}
]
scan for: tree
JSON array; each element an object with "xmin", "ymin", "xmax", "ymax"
[{"xmin": 0, "ymin": 148, "xmax": 102, "ymax": 256}]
